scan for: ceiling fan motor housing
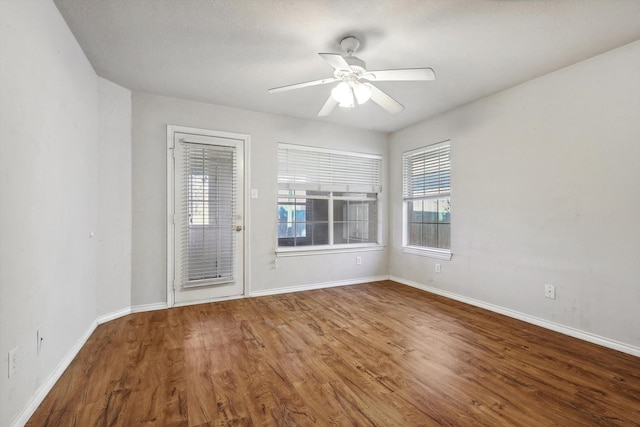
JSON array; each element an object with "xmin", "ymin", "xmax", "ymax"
[{"xmin": 344, "ymin": 56, "xmax": 366, "ymax": 73}]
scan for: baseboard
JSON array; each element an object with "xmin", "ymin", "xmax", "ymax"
[
  {"xmin": 131, "ymin": 302, "xmax": 168, "ymax": 313},
  {"xmin": 10, "ymin": 320, "xmax": 98, "ymax": 427},
  {"xmin": 390, "ymin": 276, "xmax": 640, "ymax": 358},
  {"xmin": 97, "ymin": 306, "xmax": 132, "ymax": 325},
  {"xmin": 97, "ymin": 302, "xmax": 168, "ymax": 325},
  {"xmin": 249, "ymin": 275, "xmax": 390, "ymax": 298}
]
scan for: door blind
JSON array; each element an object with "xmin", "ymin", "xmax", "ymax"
[
  {"xmin": 180, "ymin": 142, "xmax": 237, "ymax": 287},
  {"xmin": 403, "ymin": 141, "xmax": 450, "ymax": 200},
  {"xmin": 278, "ymin": 144, "xmax": 382, "ymax": 193}
]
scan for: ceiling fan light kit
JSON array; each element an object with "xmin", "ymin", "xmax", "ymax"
[
  {"xmin": 331, "ymin": 80, "xmax": 372, "ymax": 108},
  {"xmin": 268, "ymin": 35, "xmax": 435, "ymax": 117}
]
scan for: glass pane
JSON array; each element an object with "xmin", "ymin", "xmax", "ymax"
[
  {"xmin": 364, "ymin": 200, "xmax": 377, "ymax": 222},
  {"xmin": 278, "ymin": 237, "xmax": 295, "ymax": 247},
  {"xmin": 438, "ymin": 224, "xmax": 451, "ymax": 249},
  {"xmin": 286, "ymin": 223, "xmax": 308, "ymax": 246},
  {"xmin": 439, "ymin": 197, "xmax": 451, "ymax": 223},
  {"xmin": 309, "ymin": 198, "xmax": 328, "ymax": 221},
  {"xmin": 277, "ymin": 199, "xmax": 297, "ymax": 223},
  {"xmin": 294, "ymin": 201, "xmax": 307, "ymax": 223},
  {"xmin": 333, "ymin": 222, "xmax": 347, "ymax": 244},
  {"xmin": 409, "ymin": 223, "xmax": 422, "ymax": 246},
  {"xmin": 363, "ymin": 221, "xmax": 377, "ymax": 243},
  {"xmin": 349, "ymin": 221, "xmax": 362, "ymax": 242},
  {"xmin": 349, "ymin": 201, "xmax": 363, "ymax": 221},
  {"xmin": 423, "ymin": 224, "xmax": 438, "ymax": 248},
  {"xmin": 346, "ymin": 221, "xmax": 376, "ymax": 243},
  {"xmin": 277, "ymin": 222, "xmax": 294, "ymax": 238},
  {"xmin": 423, "ymin": 199, "xmax": 438, "ymax": 223},
  {"xmin": 189, "ymin": 201, "xmax": 206, "ymax": 225},
  {"xmin": 312, "ymin": 223, "xmax": 329, "ymax": 245},
  {"xmin": 184, "ymin": 146, "xmax": 235, "ymax": 282},
  {"xmin": 408, "ymin": 200, "xmax": 422, "ymax": 222},
  {"xmin": 294, "ymin": 221, "xmax": 306, "ymax": 238},
  {"xmin": 277, "ymin": 202, "xmax": 291, "ymax": 223},
  {"xmin": 333, "ymin": 200, "xmax": 347, "ymax": 222}
]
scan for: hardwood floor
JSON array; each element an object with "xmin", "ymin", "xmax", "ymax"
[{"xmin": 27, "ymin": 281, "xmax": 640, "ymax": 426}]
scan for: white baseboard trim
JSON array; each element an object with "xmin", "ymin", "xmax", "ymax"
[
  {"xmin": 97, "ymin": 301, "xmax": 169, "ymax": 325},
  {"xmin": 10, "ymin": 320, "xmax": 98, "ymax": 427},
  {"xmin": 131, "ymin": 302, "xmax": 168, "ymax": 313},
  {"xmin": 173, "ymin": 294, "xmax": 245, "ymax": 308},
  {"xmin": 390, "ymin": 276, "xmax": 640, "ymax": 358},
  {"xmin": 249, "ymin": 275, "xmax": 390, "ymax": 298},
  {"xmin": 97, "ymin": 306, "xmax": 132, "ymax": 325}
]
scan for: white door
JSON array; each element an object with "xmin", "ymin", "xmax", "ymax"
[{"xmin": 169, "ymin": 129, "xmax": 245, "ymax": 306}]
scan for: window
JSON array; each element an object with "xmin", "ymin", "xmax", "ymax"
[
  {"xmin": 277, "ymin": 144, "xmax": 381, "ymax": 251},
  {"xmin": 402, "ymin": 141, "xmax": 451, "ymax": 259}
]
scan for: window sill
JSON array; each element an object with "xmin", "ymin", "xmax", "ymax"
[
  {"xmin": 402, "ymin": 246, "xmax": 452, "ymax": 260},
  {"xmin": 276, "ymin": 244, "xmax": 384, "ymax": 257}
]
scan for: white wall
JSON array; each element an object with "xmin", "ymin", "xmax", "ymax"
[
  {"xmin": 97, "ymin": 77, "xmax": 132, "ymax": 318},
  {"xmin": 0, "ymin": 1, "xmax": 98, "ymax": 425},
  {"xmin": 0, "ymin": 3, "xmax": 133, "ymax": 425},
  {"xmin": 132, "ymin": 93, "xmax": 389, "ymax": 305},
  {"xmin": 389, "ymin": 41, "xmax": 640, "ymax": 349}
]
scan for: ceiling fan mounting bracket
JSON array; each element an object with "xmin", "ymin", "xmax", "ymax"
[{"xmin": 339, "ymin": 36, "xmax": 360, "ymax": 56}]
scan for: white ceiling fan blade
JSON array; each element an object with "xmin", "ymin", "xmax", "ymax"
[
  {"xmin": 369, "ymin": 84, "xmax": 405, "ymax": 114},
  {"xmin": 364, "ymin": 68, "xmax": 435, "ymax": 81},
  {"xmin": 269, "ymin": 77, "xmax": 337, "ymax": 93},
  {"xmin": 318, "ymin": 53, "xmax": 351, "ymax": 72},
  {"xmin": 317, "ymin": 96, "xmax": 338, "ymax": 116}
]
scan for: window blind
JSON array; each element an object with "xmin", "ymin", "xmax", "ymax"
[
  {"xmin": 180, "ymin": 142, "xmax": 236, "ymax": 287},
  {"xmin": 403, "ymin": 141, "xmax": 450, "ymax": 200},
  {"xmin": 278, "ymin": 144, "xmax": 382, "ymax": 193}
]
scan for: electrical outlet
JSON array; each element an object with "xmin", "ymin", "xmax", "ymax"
[
  {"xmin": 356, "ymin": 256, "xmax": 362, "ymax": 265},
  {"xmin": 435, "ymin": 263, "xmax": 441, "ymax": 273},
  {"xmin": 37, "ymin": 328, "xmax": 44, "ymax": 353},
  {"xmin": 544, "ymin": 284, "xmax": 556, "ymax": 299},
  {"xmin": 8, "ymin": 347, "xmax": 17, "ymax": 379}
]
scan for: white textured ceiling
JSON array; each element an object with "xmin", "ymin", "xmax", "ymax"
[{"xmin": 53, "ymin": 0, "xmax": 640, "ymax": 133}]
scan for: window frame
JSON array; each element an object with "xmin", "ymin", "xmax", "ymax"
[
  {"xmin": 402, "ymin": 140, "xmax": 452, "ymax": 260},
  {"xmin": 276, "ymin": 143, "xmax": 383, "ymax": 255}
]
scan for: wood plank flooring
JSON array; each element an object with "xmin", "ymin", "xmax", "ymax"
[{"xmin": 27, "ymin": 281, "xmax": 640, "ymax": 426}]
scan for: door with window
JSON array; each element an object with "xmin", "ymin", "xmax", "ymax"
[{"xmin": 169, "ymin": 128, "xmax": 245, "ymax": 306}]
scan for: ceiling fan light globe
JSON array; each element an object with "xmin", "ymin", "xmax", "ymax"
[
  {"xmin": 331, "ymin": 82, "xmax": 355, "ymax": 108},
  {"xmin": 354, "ymin": 83, "xmax": 372, "ymax": 104},
  {"xmin": 331, "ymin": 82, "xmax": 350, "ymax": 102}
]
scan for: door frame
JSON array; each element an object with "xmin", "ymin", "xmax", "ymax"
[{"xmin": 166, "ymin": 125, "xmax": 251, "ymax": 308}]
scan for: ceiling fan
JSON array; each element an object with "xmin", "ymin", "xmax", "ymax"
[{"xmin": 268, "ymin": 36, "xmax": 435, "ymax": 116}]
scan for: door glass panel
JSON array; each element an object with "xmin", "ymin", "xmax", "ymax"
[{"xmin": 183, "ymin": 144, "xmax": 236, "ymax": 286}]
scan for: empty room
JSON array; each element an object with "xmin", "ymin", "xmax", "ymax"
[{"xmin": 1, "ymin": 0, "xmax": 639, "ymax": 426}]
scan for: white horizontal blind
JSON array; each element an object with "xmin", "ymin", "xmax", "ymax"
[
  {"xmin": 180, "ymin": 142, "xmax": 236, "ymax": 287},
  {"xmin": 403, "ymin": 141, "xmax": 450, "ymax": 200},
  {"xmin": 278, "ymin": 144, "xmax": 382, "ymax": 193}
]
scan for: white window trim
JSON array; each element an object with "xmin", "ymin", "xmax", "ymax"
[
  {"xmin": 402, "ymin": 245, "xmax": 452, "ymax": 260},
  {"xmin": 276, "ymin": 243, "xmax": 384, "ymax": 257}
]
